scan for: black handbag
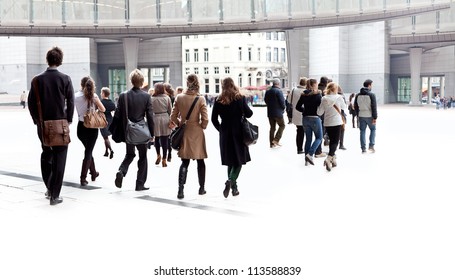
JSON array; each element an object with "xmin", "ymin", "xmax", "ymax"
[
  {"xmin": 241, "ymin": 98, "xmax": 258, "ymax": 146},
  {"xmin": 170, "ymin": 96, "xmax": 199, "ymax": 150}
]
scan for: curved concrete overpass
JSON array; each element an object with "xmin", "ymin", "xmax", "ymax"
[{"xmin": 0, "ymin": 3, "xmax": 450, "ymax": 41}]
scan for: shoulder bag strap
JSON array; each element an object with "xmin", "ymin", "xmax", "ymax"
[
  {"xmin": 32, "ymin": 79, "xmax": 44, "ymax": 127},
  {"xmin": 124, "ymin": 92, "xmax": 129, "ymax": 118},
  {"xmin": 184, "ymin": 96, "xmax": 199, "ymax": 122}
]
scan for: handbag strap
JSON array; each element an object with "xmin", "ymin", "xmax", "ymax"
[
  {"xmin": 32, "ymin": 79, "xmax": 44, "ymax": 127},
  {"xmin": 184, "ymin": 96, "xmax": 199, "ymax": 123}
]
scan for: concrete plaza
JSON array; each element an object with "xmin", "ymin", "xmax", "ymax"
[{"xmin": 0, "ymin": 99, "xmax": 454, "ymax": 280}]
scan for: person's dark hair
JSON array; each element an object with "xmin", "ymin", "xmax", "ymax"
[
  {"xmin": 218, "ymin": 77, "xmax": 242, "ymax": 105},
  {"xmin": 153, "ymin": 82, "xmax": 165, "ymax": 96},
  {"xmin": 80, "ymin": 76, "xmax": 90, "ymax": 89},
  {"xmin": 319, "ymin": 76, "xmax": 329, "ymax": 86},
  {"xmin": 299, "ymin": 77, "xmax": 308, "ymax": 87},
  {"xmin": 163, "ymin": 83, "xmax": 175, "ymax": 97},
  {"xmin": 46, "ymin": 46, "xmax": 63, "ymax": 67},
  {"xmin": 186, "ymin": 74, "xmax": 200, "ymax": 92},
  {"xmin": 306, "ymin": 78, "xmax": 318, "ymax": 90},
  {"xmin": 364, "ymin": 79, "xmax": 373, "ymax": 88},
  {"xmin": 83, "ymin": 78, "xmax": 95, "ymax": 102}
]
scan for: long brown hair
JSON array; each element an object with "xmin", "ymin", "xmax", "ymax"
[
  {"xmin": 218, "ymin": 77, "xmax": 242, "ymax": 105},
  {"xmin": 83, "ymin": 78, "xmax": 95, "ymax": 102},
  {"xmin": 186, "ymin": 74, "xmax": 199, "ymax": 92}
]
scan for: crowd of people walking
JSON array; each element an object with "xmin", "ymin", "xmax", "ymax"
[{"xmin": 27, "ymin": 46, "xmax": 377, "ymax": 206}]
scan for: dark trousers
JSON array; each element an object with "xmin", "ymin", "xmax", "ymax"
[
  {"xmin": 118, "ymin": 143, "xmax": 148, "ymax": 187},
  {"xmin": 296, "ymin": 125, "xmax": 304, "ymax": 152},
  {"xmin": 38, "ymin": 127, "xmax": 68, "ymax": 199},
  {"xmin": 77, "ymin": 121, "xmax": 98, "ymax": 161},
  {"xmin": 325, "ymin": 125, "xmax": 342, "ymax": 156},
  {"xmin": 268, "ymin": 117, "xmax": 285, "ymax": 145},
  {"xmin": 154, "ymin": 135, "xmax": 169, "ymax": 158}
]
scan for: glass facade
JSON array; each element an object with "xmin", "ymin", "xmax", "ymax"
[{"xmin": 0, "ymin": 0, "xmax": 451, "ymax": 30}]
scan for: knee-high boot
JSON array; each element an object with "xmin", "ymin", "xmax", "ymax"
[
  {"xmin": 89, "ymin": 158, "xmax": 99, "ymax": 181},
  {"xmin": 177, "ymin": 165, "xmax": 188, "ymax": 199},
  {"xmin": 197, "ymin": 165, "xmax": 206, "ymax": 195},
  {"xmin": 80, "ymin": 159, "xmax": 90, "ymax": 186}
]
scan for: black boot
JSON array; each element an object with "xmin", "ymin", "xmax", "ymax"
[
  {"xmin": 177, "ymin": 166, "xmax": 188, "ymax": 199},
  {"xmin": 89, "ymin": 158, "xmax": 99, "ymax": 181},
  {"xmin": 197, "ymin": 165, "xmax": 206, "ymax": 195},
  {"xmin": 80, "ymin": 159, "xmax": 90, "ymax": 186},
  {"xmin": 232, "ymin": 183, "xmax": 240, "ymax": 196},
  {"xmin": 223, "ymin": 180, "xmax": 231, "ymax": 198}
]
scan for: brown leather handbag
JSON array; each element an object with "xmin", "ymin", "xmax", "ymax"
[
  {"xmin": 33, "ymin": 81, "xmax": 71, "ymax": 146},
  {"xmin": 83, "ymin": 100, "xmax": 108, "ymax": 129}
]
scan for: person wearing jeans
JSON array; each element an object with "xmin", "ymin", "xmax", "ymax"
[
  {"xmin": 354, "ymin": 79, "xmax": 378, "ymax": 153},
  {"xmin": 359, "ymin": 117, "xmax": 376, "ymax": 152},
  {"xmin": 296, "ymin": 78, "xmax": 322, "ymax": 166}
]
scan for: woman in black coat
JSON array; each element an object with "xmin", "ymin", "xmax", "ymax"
[{"xmin": 211, "ymin": 77, "xmax": 253, "ymax": 198}]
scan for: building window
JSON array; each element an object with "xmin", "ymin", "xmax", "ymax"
[
  {"xmin": 248, "ymin": 47, "xmax": 252, "ymax": 61},
  {"xmin": 273, "ymin": 32, "xmax": 279, "ymax": 40},
  {"xmin": 238, "ymin": 74, "xmax": 243, "ymax": 88},
  {"xmin": 266, "ymin": 32, "xmax": 271, "ymax": 40},
  {"xmin": 204, "ymin": 48, "xmax": 209, "ymax": 62},
  {"xmin": 194, "ymin": 67, "xmax": 199, "ymax": 74},
  {"xmin": 185, "ymin": 67, "xmax": 190, "ymax": 75},
  {"xmin": 204, "ymin": 67, "xmax": 209, "ymax": 74},
  {"xmin": 238, "ymin": 47, "xmax": 242, "ymax": 61},
  {"xmin": 279, "ymin": 32, "xmax": 286, "ymax": 41},
  {"xmin": 248, "ymin": 73, "xmax": 252, "ymax": 86},
  {"xmin": 215, "ymin": 78, "xmax": 220, "ymax": 94},
  {"xmin": 225, "ymin": 67, "xmax": 230, "ymax": 74},
  {"xmin": 214, "ymin": 67, "xmax": 219, "ymax": 74},
  {"xmin": 281, "ymin": 48, "xmax": 286, "ymax": 63},
  {"xmin": 273, "ymin": 48, "xmax": 278, "ymax": 62},
  {"xmin": 257, "ymin": 48, "xmax": 261, "ymax": 61},
  {"xmin": 266, "ymin": 47, "xmax": 271, "ymax": 62},
  {"xmin": 205, "ymin": 78, "xmax": 209, "ymax": 94},
  {"xmin": 185, "ymin": 49, "xmax": 190, "ymax": 62},
  {"xmin": 194, "ymin": 49, "xmax": 199, "ymax": 62}
]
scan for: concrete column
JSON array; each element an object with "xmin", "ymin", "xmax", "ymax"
[
  {"xmin": 123, "ymin": 37, "xmax": 140, "ymax": 88},
  {"xmin": 410, "ymin": 47, "xmax": 422, "ymax": 106},
  {"xmin": 285, "ymin": 29, "xmax": 309, "ymax": 88}
]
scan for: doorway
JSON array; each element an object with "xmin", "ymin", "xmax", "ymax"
[{"xmin": 421, "ymin": 76, "xmax": 444, "ymax": 104}]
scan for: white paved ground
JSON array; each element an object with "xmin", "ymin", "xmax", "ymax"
[{"xmin": 0, "ymin": 102, "xmax": 454, "ymax": 280}]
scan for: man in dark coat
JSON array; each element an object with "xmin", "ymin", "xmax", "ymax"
[
  {"xmin": 264, "ymin": 78, "xmax": 286, "ymax": 148},
  {"xmin": 28, "ymin": 46, "xmax": 74, "ymax": 206}
]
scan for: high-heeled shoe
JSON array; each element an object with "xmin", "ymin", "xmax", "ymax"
[
  {"xmin": 103, "ymin": 150, "xmax": 109, "ymax": 157},
  {"xmin": 109, "ymin": 150, "xmax": 114, "ymax": 159}
]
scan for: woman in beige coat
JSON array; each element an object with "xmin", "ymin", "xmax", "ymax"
[{"xmin": 170, "ymin": 74, "xmax": 209, "ymax": 199}]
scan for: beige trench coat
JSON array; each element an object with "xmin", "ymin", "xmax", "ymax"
[{"xmin": 170, "ymin": 91, "xmax": 208, "ymax": 159}]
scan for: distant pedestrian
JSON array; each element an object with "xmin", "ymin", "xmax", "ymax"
[
  {"xmin": 354, "ymin": 79, "xmax": 378, "ymax": 153},
  {"xmin": 264, "ymin": 78, "xmax": 286, "ymax": 148},
  {"xmin": 286, "ymin": 77, "xmax": 307, "ymax": 154},
  {"xmin": 20, "ymin": 91, "xmax": 27, "ymax": 108},
  {"xmin": 100, "ymin": 87, "xmax": 116, "ymax": 159}
]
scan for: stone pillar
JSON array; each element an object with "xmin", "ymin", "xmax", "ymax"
[
  {"xmin": 285, "ymin": 29, "xmax": 309, "ymax": 88},
  {"xmin": 410, "ymin": 47, "xmax": 422, "ymax": 106},
  {"xmin": 123, "ymin": 38, "xmax": 140, "ymax": 88}
]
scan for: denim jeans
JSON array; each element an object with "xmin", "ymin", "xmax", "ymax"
[
  {"xmin": 302, "ymin": 116, "xmax": 323, "ymax": 156},
  {"xmin": 359, "ymin": 117, "xmax": 376, "ymax": 150}
]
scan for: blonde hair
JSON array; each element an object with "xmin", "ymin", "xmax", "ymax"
[
  {"xmin": 325, "ymin": 82, "xmax": 338, "ymax": 95},
  {"xmin": 129, "ymin": 69, "xmax": 144, "ymax": 88}
]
